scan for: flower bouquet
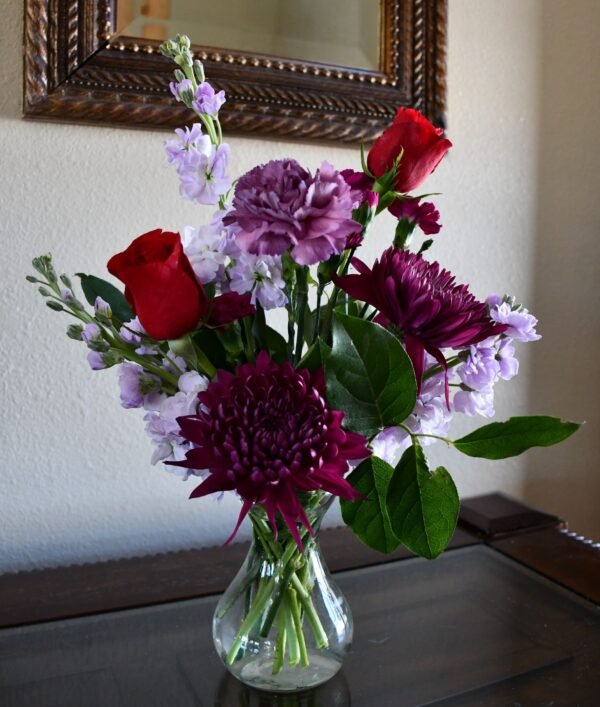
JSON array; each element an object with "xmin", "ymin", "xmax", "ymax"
[{"xmin": 28, "ymin": 35, "xmax": 579, "ymax": 693}]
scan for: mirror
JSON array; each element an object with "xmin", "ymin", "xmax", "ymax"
[
  {"xmin": 23, "ymin": 0, "xmax": 447, "ymax": 143},
  {"xmin": 116, "ymin": 0, "xmax": 381, "ymax": 70}
]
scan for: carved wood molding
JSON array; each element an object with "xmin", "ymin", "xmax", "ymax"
[{"xmin": 23, "ymin": 0, "xmax": 447, "ymax": 143}]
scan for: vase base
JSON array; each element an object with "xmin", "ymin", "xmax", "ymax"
[{"xmin": 233, "ymin": 651, "xmax": 344, "ymax": 693}]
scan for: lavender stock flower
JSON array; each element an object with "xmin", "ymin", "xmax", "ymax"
[
  {"xmin": 224, "ymin": 159, "xmax": 361, "ymax": 266},
  {"xmin": 229, "ymin": 253, "xmax": 287, "ymax": 309},
  {"xmin": 178, "ymin": 142, "xmax": 231, "ymax": 206},
  {"xmin": 164, "ymin": 124, "xmax": 205, "ymax": 172},
  {"xmin": 192, "ymin": 82, "xmax": 226, "ymax": 116},
  {"xmin": 487, "ymin": 295, "xmax": 541, "ymax": 342},
  {"xmin": 182, "ymin": 221, "xmax": 229, "ymax": 284},
  {"xmin": 87, "ymin": 351, "xmax": 106, "ymax": 370},
  {"xmin": 169, "ymin": 78, "xmax": 194, "ymax": 103},
  {"xmin": 118, "ymin": 362, "xmax": 162, "ymax": 409}
]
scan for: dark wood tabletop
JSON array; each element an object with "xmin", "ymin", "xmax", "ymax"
[{"xmin": 0, "ymin": 494, "xmax": 598, "ymax": 706}]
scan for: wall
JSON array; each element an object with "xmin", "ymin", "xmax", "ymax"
[{"xmin": 0, "ymin": 0, "xmax": 598, "ymax": 572}]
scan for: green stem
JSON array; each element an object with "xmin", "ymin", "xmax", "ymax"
[
  {"xmin": 312, "ymin": 284, "xmax": 324, "ymax": 346},
  {"xmin": 194, "ymin": 347, "xmax": 217, "ymax": 378},
  {"xmin": 283, "ymin": 592, "xmax": 301, "ymax": 667},
  {"xmin": 294, "ymin": 267, "xmax": 308, "ymax": 363},
  {"xmin": 272, "ymin": 611, "xmax": 287, "ymax": 675},
  {"xmin": 320, "ymin": 248, "xmax": 356, "ymax": 341},
  {"xmin": 397, "ymin": 422, "xmax": 454, "ymax": 447},
  {"xmin": 290, "ymin": 573, "xmax": 329, "ymax": 649},
  {"xmin": 288, "ymin": 587, "xmax": 310, "ymax": 667},
  {"xmin": 422, "ymin": 355, "xmax": 462, "ymax": 381},
  {"xmin": 225, "ymin": 576, "xmax": 275, "ymax": 665},
  {"xmin": 242, "ymin": 316, "xmax": 255, "ymax": 363}
]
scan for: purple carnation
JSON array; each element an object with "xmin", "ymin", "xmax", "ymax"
[
  {"xmin": 340, "ymin": 169, "xmax": 378, "ymax": 208},
  {"xmin": 224, "ymin": 159, "xmax": 361, "ymax": 266},
  {"xmin": 389, "ymin": 198, "xmax": 442, "ymax": 235}
]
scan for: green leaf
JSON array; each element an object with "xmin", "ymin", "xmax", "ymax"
[
  {"xmin": 298, "ymin": 338, "xmax": 330, "ymax": 372},
  {"xmin": 325, "ymin": 313, "xmax": 417, "ymax": 438},
  {"xmin": 191, "ymin": 328, "xmax": 229, "ymax": 370},
  {"xmin": 76, "ymin": 273, "xmax": 133, "ymax": 323},
  {"xmin": 262, "ymin": 325, "xmax": 288, "ymax": 363},
  {"xmin": 340, "ymin": 457, "xmax": 400, "ymax": 553},
  {"xmin": 387, "ymin": 443, "xmax": 459, "ymax": 560},
  {"xmin": 453, "ymin": 416, "xmax": 581, "ymax": 460}
]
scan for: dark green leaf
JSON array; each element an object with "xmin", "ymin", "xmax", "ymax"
[
  {"xmin": 76, "ymin": 273, "xmax": 133, "ymax": 323},
  {"xmin": 387, "ymin": 443, "xmax": 459, "ymax": 560},
  {"xmin": 325, "ymin": 313, "xmax": 417, "ymax": 437},
  {"xmin": 298, "ymin": 338, "xmax": 330, "ymax": 372},
  {"xmin": 262, "ymin": 325, "xmax": 288, "ymax": 363},
  {"xmin": 191, "ymin": 328, "xmax": 229, "ymax": 370},
  {"xmin": 453, "ymin": 416, "xmax": 581, "ymax": 460},
  {"xmin": 340, "ymin": 457, "xmax": 400, "ymax": 553}
]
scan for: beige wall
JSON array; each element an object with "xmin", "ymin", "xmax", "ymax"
[{"xmin": 0, "ymin": 0, "xmax": 598, "ymax": 571}]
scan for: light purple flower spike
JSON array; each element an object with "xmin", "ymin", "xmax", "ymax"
[
  {"xmin": 229, "ymin": 253, "xmax": 288, "ymax": 309},
  {"xmin": 192, "ymin": 82, "xmax": 226, "ymax": 117},
  {"xmin": 178, "ymin": 142, "xmax": 231, "ymax": 206},
  {"xmin": 487, "ymin": 295, "xmax": 541, "ymax": 342}
]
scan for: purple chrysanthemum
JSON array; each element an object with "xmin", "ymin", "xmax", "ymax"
[
  {"xmin": 223, "ymin": 159, "xmax": 361, "ymax": 265},
  {"xmin": 334, "ymin": 248, "xmax": 507, "ymax": 397},
  {"xmin": 170, "ymin": 351, "xmax": 370, "ymax": 546}
]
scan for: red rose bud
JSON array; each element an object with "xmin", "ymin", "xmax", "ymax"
[
  {"xmin": 367, "ymin": 108, "xmax": 452, "ymax": 194},
  {"xmin": 107, "ymin": 229, "xmax": 207, "ymax": 340}
]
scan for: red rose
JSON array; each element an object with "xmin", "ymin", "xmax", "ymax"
[
  {"xmin": 367, "ymin": 108, "xmax": 452, "ymax": 193},
  {"xmin": 107, "ymin": 229, "xmax": 207, "ymax": 340}
]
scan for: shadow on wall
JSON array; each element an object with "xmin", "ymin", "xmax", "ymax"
[{"xmin": 526, "ymin": 0, "xmax": 600, "ymax": 538}]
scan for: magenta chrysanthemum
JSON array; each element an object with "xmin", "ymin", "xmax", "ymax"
[
  {"xmin": 223, "ymin": 159, "xmax": 361, "ymax": 266},
  {"xmin": 170, "ymin": 352, "xmax": 370, "ymax": 546},
  {"xmin": 334, "ymin": 248, "xmax": 507, "ymax": 395}
]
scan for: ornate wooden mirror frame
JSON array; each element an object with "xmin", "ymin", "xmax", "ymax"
[{"xmin": 23, "ymin": 0, "xmax": 447, "ymax": 143}]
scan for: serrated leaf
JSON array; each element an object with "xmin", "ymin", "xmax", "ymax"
[
  {"xmin": 387, "ymin": 443, "xmax": 459, "ymax": 560},
  {"xmin": 453, "ymin": 416, "xmax": 581, "ymax": 460},
  {"xmin": 340, "ymin": 457, "xmax": 400, "ymax": 554},
  {"xmin": 324, "ymin": 313, "xmax": 416, "ymax": 438},
  {"xmin": 76, "ymin": 273, "xmax": 133, "ymax": 323}
]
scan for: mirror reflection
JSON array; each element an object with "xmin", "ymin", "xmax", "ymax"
[{"xmin": 116, "ymin": 0, "xmax": 381, "ymax": 70}]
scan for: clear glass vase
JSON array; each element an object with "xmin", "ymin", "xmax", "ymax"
[{"xmin": 212, "ymin": 493, "xmax": 353, "ymax": 693}]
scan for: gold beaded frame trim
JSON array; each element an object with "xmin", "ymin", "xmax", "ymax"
[{"xmin": 23, "ymin": 0, "xmax": 447, "ymax": 143}]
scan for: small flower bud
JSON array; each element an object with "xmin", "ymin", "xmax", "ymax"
[
  {"xmin": 174, "ymin": 68, "xmax": 186, "ymax": 82},
  {"xmin": 94, "ymin": 296, "xmax": 112, "ymax": 322},
  {"xmin": 46, "ymin": 300, "xmax": 64, "ymax": 312},
  {"xmin": 101, "ymin": 350, "xmax": 124, "ymax": 368},
  {"xmin": 25, "ymin": 275, "xmax": 38, "ymax": 283},
  {"xmin": 193, "ymin": 60, "xmax": 205, "ymax": 82},
  {"xmin": 60, "ymin": 274, "xmax": 73, "ymax": 289},
  {"xmin": 46, "ymin": 264, "xmax": 58, "ymax": 283},
  {"xmin": 67, "ymin": 324, "xmax": 84, "ymax": 340},
  {"xmin": 38, "ymin": 286, "xmax": 51, "ymax": 297},
  {"xmin": 88, "ymin": 338, "xmax": 110, "ymax": 353}
]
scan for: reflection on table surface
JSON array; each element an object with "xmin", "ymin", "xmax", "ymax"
[{"xmin": 0, "ymin": 546, "xmax": 597, "ymax": 706}]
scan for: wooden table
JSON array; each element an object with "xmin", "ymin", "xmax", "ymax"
[{"xmin": 0, "ymin": 494, "xmax": 598, "ymax": 706}]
